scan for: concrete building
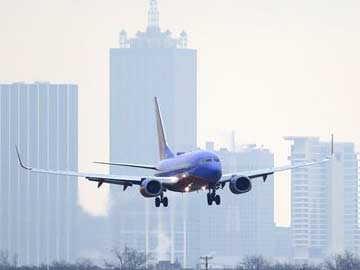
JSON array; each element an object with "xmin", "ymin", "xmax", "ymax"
[
  {"xmin": 273, "ymin": 226, "xmax": 291, "ymax": 261},
  {"xmin": 109, "ymin": 0, "xmax": 196, "ymax": 266},
  {"xmin": 0, "ymin": 82, "xmax": 78, "ymax": 265},
  {"xmin": 285, "ymin": 137, "xmax": 360, "ymax": 262},
  {"xmin": 190, "ymin": 143, "xmax": 276, "ymax": 266}
]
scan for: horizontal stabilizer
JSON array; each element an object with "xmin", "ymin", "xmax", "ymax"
[{"xmin": 94, "ymin": 161, "xmax": 158, "ymax": 170}]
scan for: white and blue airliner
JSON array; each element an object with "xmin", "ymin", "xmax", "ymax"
[{"xmin": 16, "ymin": 97, "xmax": 334, "ymax": 208}]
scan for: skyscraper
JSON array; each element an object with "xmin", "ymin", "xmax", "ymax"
[
  {"xmin": 0, "ymin": 82, "xmax": 78, "ymax": 265},
  {"xmin": 193, "ymin": 143, "xmax": 276, "ymax": 266},
  {"xmin": 109, "ymin": 0, "xmax": 197, "ymax": 266},
  {"xmin": 285, "ymin": 136, "xmax": 360, "ymax": 263}
]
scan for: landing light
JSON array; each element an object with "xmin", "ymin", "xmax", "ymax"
[
  {"xmin": 185, "ymin": 186, "xmax": 190, "ymax": 192},
  {"xmin": 202, "ymin": 186, "xmax": 206, "ymax": 191}
]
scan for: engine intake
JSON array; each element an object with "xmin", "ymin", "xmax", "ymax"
[
  {"xmin": 229, "ymin": 176, "xmax": 252, "ymax": 194},
  {"xmin": 140, "ymin": 179, "xmax": 163, "ymax": 198}
]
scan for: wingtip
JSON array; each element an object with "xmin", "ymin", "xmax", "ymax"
[
  {"xmin": 326, "ymin": 134, "xmax": 335, "ymax": 159},
  {"xmin": 15, "ymin": 145, "xmax": 31, "ymax": 170}
]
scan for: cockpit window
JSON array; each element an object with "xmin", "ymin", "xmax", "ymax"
[{"xmin": 201, "ymin": 157, "xmax": 220, "ymax": 164}]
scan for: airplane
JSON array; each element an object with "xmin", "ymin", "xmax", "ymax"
[{"xmin": 16, "ymin": 97, "xmax": 334, "ymax": 208}]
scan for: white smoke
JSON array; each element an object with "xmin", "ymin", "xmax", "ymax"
[{"xmin": 156, "ymin": 230, "xmax": 172, "ymax": 261}]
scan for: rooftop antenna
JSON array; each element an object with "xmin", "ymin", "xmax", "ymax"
[{"xmin": 147, "ymin": 0, "xmax": 160, "ymax": 32}]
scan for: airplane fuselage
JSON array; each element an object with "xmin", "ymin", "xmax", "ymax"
[{"xmin": 155, "ymin": 150, "xmax": 222, "ymax": 193}]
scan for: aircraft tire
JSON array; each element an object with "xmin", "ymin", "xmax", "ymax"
[
  {"xmin": 215, "ymin": 195, "xmax": 221, "ymax": 205},
  {"xmin": 155, "ymin": 197, "xmax": 161, "ymax": 207},
  {"xmin": 207, "ymin": 194, "xmax": 213, "ymax": 206},
  {"xmin": 163, "ymin": 197, "xmax": 168, "ymax": 207}
]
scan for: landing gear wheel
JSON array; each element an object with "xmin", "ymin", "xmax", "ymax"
[
  {"xmin": 207, "ymin": 193, "xmax": 213, "ymax": 206},
  {"xmin": 163, "ymin": 197, "xmax": 168, "ymax": 207},
  {"xmin": 215, "ymin": 195, "xmax": 221, "ymax": 205},
  {"xmin": 155, "ymin": 197, "xmax": 161, "ymax": 208}
]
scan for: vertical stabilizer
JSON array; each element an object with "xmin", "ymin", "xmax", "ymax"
[{"xmin": 155, "ymin": 97, "xmax": 174, "ymax": 160}]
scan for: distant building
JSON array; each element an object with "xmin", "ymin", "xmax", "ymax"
[
  {"xmin": 109, "ymin": 0, "xmax": 196, "ymax": 267},
  {"xmin": 0, "ymin": 82, "xmax": 78, "ymax": 265},
  {"xmin": 273, "ymin": 226, "xmax": 291, "ymax": 260},
  {"xmin": 189, "ymin": 143, "xmax": 276, "ymax": 266},
  {"xmin": 156, "ymin": 260, "xmax": 182, "ymax": 270},
  {"xmin": 285, "ymin": 137, "xmax": 360, "ymax": 263}
]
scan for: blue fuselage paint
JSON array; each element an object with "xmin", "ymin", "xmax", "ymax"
[{"xmin": 155, "ymin": 150, "xmax": 222, "ymax": 192}]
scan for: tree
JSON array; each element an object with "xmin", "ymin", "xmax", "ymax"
[
  {"xmin": 237, "ymin": 256, "xmax": 270, "ymax": 270},
  {"xmin": 324, "ymin": 252, "xmax": 360, "ymax": 270},
  {"xmin": 105, "ymin": 246, "xmax": 152, "ymax": 270},
  {"xmin": 75, "ymin": 259, "xmax": 100, "ymax": 270},
  {"xmin": 0, "ymin": 250, "xmax": 18, "ymax": 270}
]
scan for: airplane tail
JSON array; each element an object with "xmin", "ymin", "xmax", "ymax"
[{"xmin": 155, "ymin": 97, "xmax": 174, "ymax": 160}]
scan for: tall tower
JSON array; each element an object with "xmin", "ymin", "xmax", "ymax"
[
  {"xmin": 285, "ymin": 137, "xmax": 360, "ymax": 263},
  {"xmin": 0, "ymin": 82, "xmax": 79, "ymax": 265},
  {"xmin": 202, "ymin": 144, "xmax": 276, "ymax": 263},
  {"xmin": 109, "ymin": 0, "xmax": 197, "ymax": 266}
]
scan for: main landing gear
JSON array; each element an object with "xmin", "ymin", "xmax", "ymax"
[
  {"xmin": 155, "ymin": 193, "xmax": 168, "ymax": 208},
  {"xmin": 207, "ymin": 189, "xmax": 221, "ymax": 206}
]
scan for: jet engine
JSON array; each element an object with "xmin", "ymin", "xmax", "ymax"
[
  {"xmin": 140, "ymin": 179, "xmax": 163, "ymax": 198},
  {"xmin": 229, "ymin": 176, "xmax": 252, "ymax": 194}
]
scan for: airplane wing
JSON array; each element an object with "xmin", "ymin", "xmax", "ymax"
[
  {"xmin": 16, "ymin": 147, "xmax": 177, "ymax": 188},
  {"xmin": 220, "ymin": 156, "xmax": 332, "ymax": 183},
  {"xmin": 94, "ymin": 161, "xmax": 157, "ymax": 170}
]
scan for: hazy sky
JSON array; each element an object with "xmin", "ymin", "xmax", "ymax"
[{"xmin": 1, "ymin": 0, "xmax": 360, "ymax": 226}]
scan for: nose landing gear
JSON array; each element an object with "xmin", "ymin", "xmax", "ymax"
[
  {"xmin": 155, "ymin": 193, "xmax": 168, "ymax": 208},
  {"xmin": 207, "ymin": 189, "xmax": 221, "ymax": 206}
]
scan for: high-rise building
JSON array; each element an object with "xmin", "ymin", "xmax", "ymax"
[
  {"xmin": 285, "ymin": 136, "xmax": 360, "ymax": 263},
  {"xmin": 190, "ymin": 143, "xmax": 276, "ymax": 266},
  {"xmin": 273, "ymin": 226, "xmax": 291, "ymax": 260},
  {"xmin": 0, "ymin": 82, "xmax": 78, "ymax": 265},
  {"xmin": 109, "ymin": 0, "xmax": 196, "ymax": 266}
]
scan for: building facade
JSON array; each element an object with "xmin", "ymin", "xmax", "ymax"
[
  {"xmin": 109, "ymin": 0, "xmax": 197, "ymax": 266},
  {"xmin": 189, "ymin": 143, "xmax": 276, "ymax": 266},
  {"xmin": 285, "ymin": 137, "xmax": 360, "ymax": 262},
  {"xmin": 0, "ymin": 82, "xmax": 78, "ymax": 265}
]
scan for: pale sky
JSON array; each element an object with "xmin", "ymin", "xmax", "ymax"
[{"xmin": 1, "ymin": 0, "xmax": 360, "ymax": 226}]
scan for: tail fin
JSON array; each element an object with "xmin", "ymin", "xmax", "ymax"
[{"xmin": 155, "ymin": 97, "xmax": 174, "ymax": 160}]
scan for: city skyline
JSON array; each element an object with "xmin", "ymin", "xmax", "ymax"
[
  {"xmin": 2, "ymin": 0, "xmax": 360, "ymax": 267},
  {"xmin": 1, "ymin": 0, "xmax": 360, "ymax": 228}
]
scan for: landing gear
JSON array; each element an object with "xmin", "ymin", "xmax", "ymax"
[
  {"xmin": 155, "ymin": 193, "xmax": 168, "ymax": 208},
  {"xmin": 207, "ymin": 193, "xmax": 213, "ymax": 206},
  {"xmin": 207, "ymin": 189, "xmax": 221, "ymax": 206},
  {"xmin": 215, "ymin": 194, "xmax": 221, "ymax": 205},
  {"xmin": 163, "ymin": 197, "xmax": 168, "ymax": 207},
  {"xmin": 155, "ymin": 197, "xmax": 161, "ymax": 207}
]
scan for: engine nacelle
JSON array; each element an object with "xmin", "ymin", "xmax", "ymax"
[
  {"xmin": 140, "ymin": 179, "xmax": 163, "ymax": 198},
  {"xmin": 229, "ymin": 176, "xmax": 252, "ymax": 194}
]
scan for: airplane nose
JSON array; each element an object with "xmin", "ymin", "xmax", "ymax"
[
  {"xmin": 206, "ymin": 163, "xmax": 222, "ymax": 182},
  {"xmin": 192, "ymin": 163, "xmax": 222, "ymax": 183}
]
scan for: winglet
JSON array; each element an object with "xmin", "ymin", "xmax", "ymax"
[
  {"xmin": 327, "ymin": 134, "xmax": 335, "ymax": 159},
  {"xmin": 15, "ymin": 146, "xmax": 32, "ymax": 170}
]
